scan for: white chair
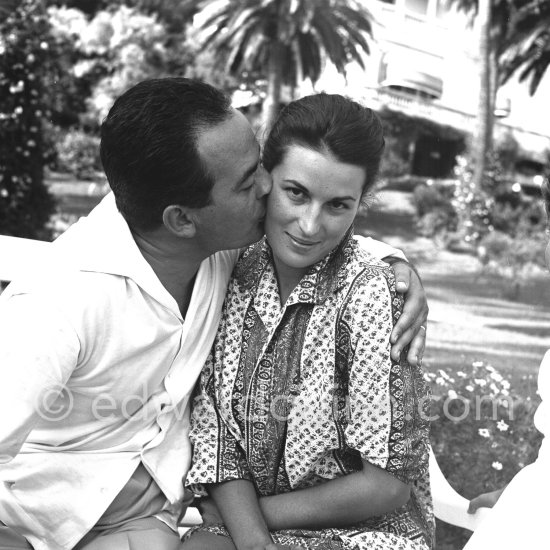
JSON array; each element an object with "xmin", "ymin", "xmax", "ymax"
[{"xmin": 0, "ymin": 235, "xmax": 492, "ymax": 534}]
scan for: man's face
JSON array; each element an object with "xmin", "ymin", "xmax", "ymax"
[{"xmin": 194, "ymin": 109, "xmax": 272, "ymax": 255}]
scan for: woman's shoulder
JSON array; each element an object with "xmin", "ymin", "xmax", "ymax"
[
  {"xmin": 231, "ymin": 238, "xmax": 270, "ymax": 290},
  {"xmin": 342, "ymin": 239, "xmax": 397, "ymax": 290}
]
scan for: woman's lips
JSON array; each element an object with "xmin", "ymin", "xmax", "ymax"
[{"xmin": 287, "ymin": 233, "xmax": 319, "ymax": 247}]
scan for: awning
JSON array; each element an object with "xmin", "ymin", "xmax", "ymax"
[
  {"xmin": 381, "ymin": 69, "xmax": 443, "ymax": 99},
  {"xmin": 379, "ymin": 52, "xmax": 443, "ymax": 99}
]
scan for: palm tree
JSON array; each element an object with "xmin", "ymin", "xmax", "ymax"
[
  {"xmin": 184, "ymin": 0, "xmax": 374, "ymax": 130},
  {"xmin": 500, "ymin": 0, "xmax": 550, "ymax": 95},
  {"xmin": 448, "ymin": 0, "xmax": 515, "ymax": 190}
]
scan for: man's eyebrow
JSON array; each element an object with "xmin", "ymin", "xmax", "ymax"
[{"xmin": 285, "ymin": 179, "xmax": 357, "ymax": 202}]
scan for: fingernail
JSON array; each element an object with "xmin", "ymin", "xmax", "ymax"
[{"xmin": 396, "ymin": 282, "xmax": 407, "ymax": 292}]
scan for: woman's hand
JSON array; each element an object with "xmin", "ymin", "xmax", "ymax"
[
  {"xmin": 386, "ymin": 259, "xmax": 428, "ymax": 366},
  {"xmin": 198, "ymin": 497, "xmax": 224, "ymax": 526}
]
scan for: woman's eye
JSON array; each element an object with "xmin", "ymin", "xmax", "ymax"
[
  {"xmin": 286, "ymin": 187, "xmax": 304, "ymax": 198},
  {"xmin": 330, "ymin": 201, "xmax": 347, "ymax": 210}
]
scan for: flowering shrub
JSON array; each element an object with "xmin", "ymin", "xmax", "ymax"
[
  {"xmin": 0, "ymin": 0, "xmax": 56, "ymax": 238},
  {"xmin": 451, "ymin": 156, "xmax": 494, "ymax": 245},
  {"xmin": 55, "ymin": 129, "xmax": 101, "ymax": 180},
  {"xmin": 413, "ymin": 182, "xmax": 457, "ymax": 247},
  {"xmin": 48, "ymin": 5, "xmax": 191, "ymax": 128},
  {"xmin": 428, "ymin": 361, "xmax": 542, "ymax": 549}
]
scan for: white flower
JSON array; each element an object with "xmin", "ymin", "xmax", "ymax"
[
  {"xmin": 9, "ymin": 80, "xmax": 24, "ymax": 94},
  {"xmin": 490, "ymin": 372, "xmax": 503, "ymax": 383},
  {"xmin": 447, "ymin": 390, "xmax": 458, "ymax": 399},
  {"xmin": 497, "ymin": 420, "xmax": 509, "ymax": 432},
  {"xmin": 14, "ymin": 106, "xmax": 23, "ymax": 115},
  {"xmin": 465, "ymin": 385, "xmax": 474, "ymax": 392},
  {"xmin": 478, "ymin": 428, "xmax": 490, "ymax": 438},
  {"xmin": 474, "ymin": 378, "xmax": 487, "ymax": 387},
  {"xmin": 492, "ymin": 461, "xmax": 503, "ymax": 471},
  {"xmin": 472, "ymin": 361, "xmax": 484, "ymax": 368}
]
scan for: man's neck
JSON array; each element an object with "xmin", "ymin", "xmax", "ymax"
[{"xmin": 132, "ymin": 228, "xmax": 207, "ymax": 317}]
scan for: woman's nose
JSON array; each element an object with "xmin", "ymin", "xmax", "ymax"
[{"xmin": 299, "ymin": 206, "xmax": 321, "ymax": 237}]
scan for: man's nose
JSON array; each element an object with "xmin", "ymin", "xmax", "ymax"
[{"xmin": 255, "ymin": 165, "xmax": 272, "ymax": 199}]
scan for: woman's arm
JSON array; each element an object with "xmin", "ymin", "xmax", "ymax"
[
  {"xmin": 258, "ymin": 459, "xmax": 410, "ymax": 531},
  {"xmin": 207, "ymin": 480, "xmax": 274, "ymax": 550},
  {"xmin": 258, "ymin": 268, "xmax": 427, "ymax": 532}
]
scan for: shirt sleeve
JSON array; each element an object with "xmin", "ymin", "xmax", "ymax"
[
  {"xmin": 187, "ymin": 352, "xmax": 251, "ymax": 490},
  {"xmin": 353, "ymin": 235, "xmax": 407, "ymax": 262},
  {"xmin": 342, "ymin": 267, "xmax": 430, "ymax": 484},
  {"xmin": 0, "ymin": 293, "xmax": 80, "ymax": 462}
]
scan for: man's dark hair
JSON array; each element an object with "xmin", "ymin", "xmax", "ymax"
[
  {"xmin": 100, "ymin": 78, "xmax": 233, "ymax": 230},
  {"xmin": 262, "ymin": 93, "xmax": 385, "ymax": 197}
]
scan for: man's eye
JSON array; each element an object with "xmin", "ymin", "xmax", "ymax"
[{"xmin": 241, "ymin": 179, "xmax": 254, "ymax": 191}]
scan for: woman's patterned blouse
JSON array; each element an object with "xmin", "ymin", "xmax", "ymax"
[{"xmin": 187, "ymin": 233, "xmax": 434, "ymax": 549}]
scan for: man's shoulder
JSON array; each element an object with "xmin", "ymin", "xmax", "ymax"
[{"xmin": 2, "ymin": 267, "xmax": 124, "ymax": 321}]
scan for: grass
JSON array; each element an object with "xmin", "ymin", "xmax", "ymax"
[{"xmin": 356, "ymin": 189, "xmax": 550, "ymax": 398}]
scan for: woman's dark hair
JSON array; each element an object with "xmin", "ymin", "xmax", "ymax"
[
  {"xmin": 100, "ymin": 77, "xmax": 233, "ymax": 230},
  {"xmin": 262, "ymin": 93, "xmax": 385, "ymax": 196}
]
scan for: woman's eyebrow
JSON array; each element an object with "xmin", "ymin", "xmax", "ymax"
[{"xmin": 284, "ymin": 180, "xmax": 356, "ymax": 201}]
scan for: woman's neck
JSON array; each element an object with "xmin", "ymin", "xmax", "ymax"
[{"xmin": 272, "ymin": 255, "xmax": 308, "ymax": 306}]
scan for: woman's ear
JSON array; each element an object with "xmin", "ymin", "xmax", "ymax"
[{"xmin": 162, "ymin": 205, "xmax": 197, "ymax": 239}]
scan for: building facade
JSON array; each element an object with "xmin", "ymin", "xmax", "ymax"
[{"xmin": 315, "ymin": 0, "xmax": 550, "ymax": 182}]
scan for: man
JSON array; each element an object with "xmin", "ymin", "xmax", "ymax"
[{"xmin": 0, "ymin": 78, "xmax": 428, "ymax": 549}]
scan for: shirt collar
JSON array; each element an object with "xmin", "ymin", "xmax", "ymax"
[
  {"xmin": 52, "ymin": 192, "xmax": 181, "ymax": 316},
  {"xmin": 236, "ymin": 227, "xmax": 355, "ymax": 306}
]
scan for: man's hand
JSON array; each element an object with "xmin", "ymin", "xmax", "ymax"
[
  {"xmin": 468, "ymin": 487, "xmax": 505, "ymax": 513},
  {"xmin": 386, "ymin": 259, "xmax": 428, "ymax": 366}
]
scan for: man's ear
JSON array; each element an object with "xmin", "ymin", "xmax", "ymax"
[{"xmin": 162, "ymin": 205, "xmax": 197, "ymax": 238}]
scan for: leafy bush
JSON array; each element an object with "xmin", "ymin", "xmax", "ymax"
[
  {"xmin": 428, "ymin": 361, "xmax": 542, "ymax": 549},
  {"xmin": 0, "ymin": 0, "xmax": 57, "ymax": 239},
  {"xmin": 55, "ymin": 129, "xmax": 101, "ymax": 180},
  {"xmin": 48, "ymin": 5, "xmax": 192, "ymax": 129},
  {"xmin": 477, "ymin": 230, "xmax": 546, "ymax": 299},
  {"xmin": 413, "ymin": 183, "xmax": 458, "ymax": 247}
]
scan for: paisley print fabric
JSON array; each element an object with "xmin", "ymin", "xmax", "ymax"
[{"xmin": 187, "ymin": 233, "xmax": 434, "ymax": 550}]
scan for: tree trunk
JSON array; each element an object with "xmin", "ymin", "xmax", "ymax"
[
  {"xmin": 472, "ymin": 0, "xmax": 493, "ymax": 189},
  {"xmin": 262, "ymin": 42, "xmax": 284, "ymax": 133}
]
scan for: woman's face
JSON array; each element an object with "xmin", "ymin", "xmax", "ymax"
[{"xmin": 265, "ymin": 145, "xmax": 366, "ymax": 276}]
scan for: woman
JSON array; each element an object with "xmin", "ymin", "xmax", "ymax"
[
  {"xmin": 462, "ymin": 179, "xmax": 550, "ymax": 550},
  {"xmin": 183, "ymin": 94, "xmax": 434, "ymax": 550}
]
